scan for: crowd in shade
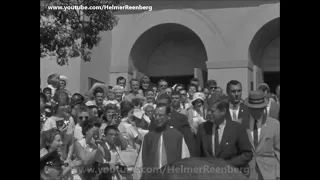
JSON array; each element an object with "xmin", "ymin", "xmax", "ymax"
[{"xmin": 40, "ymin": 74, "xmax": 280, "ymax": 180}]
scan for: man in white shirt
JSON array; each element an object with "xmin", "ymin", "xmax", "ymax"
[
  {"xmin": 245, "ymin": 91, "xmax": 280, "ymax": 180},
  {"xmin": 225, "ymin": 80, "xmax": 250, "ymax": 128}
]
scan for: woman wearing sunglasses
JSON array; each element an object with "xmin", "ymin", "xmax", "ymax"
[{"xmin": 74, "ymin": 104, "xmax": 90, "ymax": 141}]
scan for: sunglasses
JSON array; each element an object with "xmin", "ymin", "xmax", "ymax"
[
  {"xmin": 78, "ymin": 116, "xmax": 89, "ymax": 120},
  {"xmin": 210, "ymin": 86, "xmax": 217, "ymax": 89},
  {"xmin": 160, "ymin": 84, "xmax": 168, "ymax": 88}
]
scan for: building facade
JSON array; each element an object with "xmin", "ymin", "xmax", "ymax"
[{"xmin": 40, "ymin": 0, "xmax": 280, "ymax": 98}]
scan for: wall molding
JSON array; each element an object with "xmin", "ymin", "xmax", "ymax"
[{"xmin": 206, "ymin": 60, "xmax": 253, "ymax": 71}]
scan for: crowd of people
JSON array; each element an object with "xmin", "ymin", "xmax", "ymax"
[{"xmin": 40, "ymin": 73, "xmax": 280, "ymax": 180}]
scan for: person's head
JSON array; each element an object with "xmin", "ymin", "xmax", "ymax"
[
  {"xmin": 206, "ymin": 80, "xmax": 217, "ymax": 93},
  {"xmin": 103, "ymin": 125, "xmax": 119, "ymax": 145},
  {"xmin": 53, "ymin": 89, "xmax": 70, "ymax": 107},
  {"xmin": 43, "ymin": 87, "xmax": 52, "ymax": 100},
  {"xmin": 206, "ymin": 94, "xmax": 229, "ymax": 126},
  {"xmin": 130, "ymin": 78, "xmax": 140, "ymax": 93},
  {"xmin": 165, "ymin": 87, "xmax": 173, "ymax": 97},
  {"xmin": 171, "ymin": 91, "xmax": 181, "ymax": 108},
  {"xmin": 145, "ymin": 88, "xmax": 155, "ymax": 103},
  {"xmin": 47, "ymin": 73, "xmax": 60, "ymax": 88},
  {"xmin": 158, "ymin": 79, "xmax": 168, "ymax": 94},
  {"xmin": 203, "ymin": 87, "xmax": 210, "ymax": 99},
  {"xmin": 187, "ymin": 84, "xmax": 197, "ymax": 96},
  {"xmin": 107, "ymin": 90, "xmax": 116, "ymax": 101},
  {"xmin": 190, "ymin": 78, "xmax": 200, "ymax": 87},
  {"xmin": 59, "ymin": 75, "xmax": 68, "ymax": 90},
  {"xmin": 76, "ymin": 104, "xmax": 90, "ymax": 125},
  {"xmin": 40, "ymin": 150, "xmax": 64, "ymax": 180},
  {"xmin": 245, "ymin": 91, "xmax": 268, "ymax": 120},
  {"xmin": 276, "ymin": 84, "xmax": 280, "ymax": 101},
  {"xmin": 174, "ymin": 84, "xmax": 184, "ymax": 92},
  {"xmin": 149, "ymin": 83, "xmax": 158, "ymax": 94},
  {"xmin": 88, "ymin": 105, "xmax": 99, "ymax": 117},
  {"xmin": 140, "ymin": 76, "xmax": 150, "ymax": 90},
  {"xmin": 112, "ymin": 85, "xmax": 125, "ymax": 102},
  {"xmin": 258, "ymin": 83, "xmax": 271, "ymax": 100},
  {"xmin": 41, "ymin": 93, "xmax": 47, "ymax": 113},
  {"xmin": 82, "ymin": 120, "xmax": 99, "ymax": 144},
  {"xmin": 131, "ymin": 97, "xmax": 142, "ymax": 109},
  {"xmin": 179, "ymin": 89, "xmax": 187, "ymax": 103},
  {"xmin": 191, "ymin": 92, "xmax": 205, "ymax": 110},
  {"xmin": 215, "ymin": 87, "xmax": 223, "ymax": 95},
  {"xmin": 143, "ymin": 105, "xmax": 154, "ymax": 118},
  {"xmin": 116, "ymin": 76, "xmax": 126, "ymax": 88},
  {"xmin": 157, "ymin": 93, "xmax": 171, "ymax": 105},
  {"xmin": 103, "ymin": 104, "xmax": 118, "ymax": 125},
  {"xmin": 154, "ymin": 103, "xmax": 171, "ymax": 128},
  {"xmin": 226, "ymin": 80, "xmax": 242, "ymax": 105},
  {"xmin": 93, "ymin": 87, "xmax": 105, "ymax": 105},
  {"xmin": 120, "ymin": 100, "xmax": 134, "ymax": 118},
  {"xmin": 41, "ymin": 128, "xmax": 62, "ymax": 152}
]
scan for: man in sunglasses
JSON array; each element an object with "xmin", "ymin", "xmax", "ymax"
[{"xmin": 206, "ymin": 79, "xmax": 218, "ymax": 94}]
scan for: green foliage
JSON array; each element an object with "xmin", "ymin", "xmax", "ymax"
[{"xmin": 40, "ymin": 0, "xmax": 120, "ymax": 65}]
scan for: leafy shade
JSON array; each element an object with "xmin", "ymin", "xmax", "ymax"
[{"xmin": 40, "ymin": 0, "xmax": 120, "ymax": 66}]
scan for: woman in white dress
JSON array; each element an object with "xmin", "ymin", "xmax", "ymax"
[{"xmin": 187, "ymin": 92, "xmax": 207, "ymax": 134}]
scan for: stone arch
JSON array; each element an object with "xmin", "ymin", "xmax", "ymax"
[
  {"xmin": 118, "ymin": 9, "xmax": 230, "ymax": 74},
  {"xmin": 233, "ymin": 3, "xmax": 280, "ymax": 61},
  {"xmin": 129, "ymin": 23, "xmax": 208, "ymax": 79}
]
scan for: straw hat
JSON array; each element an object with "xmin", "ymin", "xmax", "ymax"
[
  {"xmin": 87, "ymin": 83, "xmax": 109, "ymax": 99},
  {"xmin": 244, "ymin": 91, "xmax": 268, "ymax": 109}
]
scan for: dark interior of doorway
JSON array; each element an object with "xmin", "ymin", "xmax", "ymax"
[
  {"xmin": 150, "ymin": 75, "xmax": 194, "ymax": 88},
  {"xmin": 263, "ymin": 72, "xmax": 280, "ymax": 94}
]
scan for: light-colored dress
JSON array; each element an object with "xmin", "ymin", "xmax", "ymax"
[
  {"xmin": 117, "ymin": 118, "xmax": 140, "ymax": 150},
  {"xmin": 189, "ymin": 108, "xmax": 206, "ymax": 134}
]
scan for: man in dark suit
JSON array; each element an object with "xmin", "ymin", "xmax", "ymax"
[
  {"xmin": 149, "ymin": 93, "xmax": 196, "ymax": 156},
  {"xmin": 195, "ymin": 93, "xmax": 253, "ymax": 169},
  {"xmin": 225, "ymin": 80, "xmax": 250, "ymax": 128},
  {"xmin": 258, "ymin": 83, "xmax": 280, "ymax": 120}
]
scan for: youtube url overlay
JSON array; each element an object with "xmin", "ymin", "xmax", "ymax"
[
  {"xmin": 47, "ymin": 5, "xmax": 152, "ymax": 11},
  {"xmin": 74, "ymin": 165, "xmax": 249, "ymax": 175}
]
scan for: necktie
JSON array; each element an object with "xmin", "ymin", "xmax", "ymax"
[
  {"xmin": 253, "ymin": 120, "xmax": 259, "ymax": 149},
  {"xmin": 214, "ymin": 125, "xmax": 220, "ymax": 156}
]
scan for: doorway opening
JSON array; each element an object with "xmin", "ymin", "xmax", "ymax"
[
  {"xmin": 149, "ymin": 75, "xmax": 194, "ymax": 88},
  {"xmin": 263, "ymin": 72, "xmax": 280, "ymax": 94}
]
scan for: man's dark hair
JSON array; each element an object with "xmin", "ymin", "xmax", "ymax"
[
  {"xmin": 104, "ymin": 125, "xmax": 119, "ymax": 136},
  {"xmin": 226, "ymin": 80, "xmax": 241, "ymax": 93},
  {"xmin": 120, "ymin": 100, "xmax": 134, "ymax": 117},
  {"xmin": 53, "ymin": 89, "xmax": 70, "ymax": 106},
  {"xmin": 116, "ymin": 76, "xmax": 126, "ymax": 84},
  {"xmin": 190, "ymin": 78, "xmax": 199, "ymax": 83},
  {"xmin": 171, "ymin": 90, "xmax": 181, "ymax": 96},
  {"xmin": 71, "ymin": 93, "xmax": 85, "ymax": 107},
  {"xmin": 82, "ymin": 119, "xmax": 95, "ymax": 135},
  {"xmin": 132, "ymin": 98, "xmax": 142, "ymax": 107},
  {"xmin": 207, "ymin": 94, "xmax": 229, "ymax": 112},
  {"xmin": 187, "ymin": 84, "xmax": 198, "ymax": 91},
  {"xmin": 43, "ymin": 87, "xmax": 52, "ymax": 94},
  {"xmin": 47, "ymin": 73, "xmax": 59, "ymax": 85},
  {"xmin": 130, "ymin": 78, "xmax": 140, "ymax": 85},
  {"xmin": 156, "ymin": 103, "xmax": 171, "ymax": 115},
  {"xmin": 149, "ymin": 83, "xmax": 157, "ymax": 89},
  {"xmin": 93, "ymin": 87, "xmax": 104, "ymax": 96},
  {"xmin": 206, "ymin": 79, "xmax": 217, "ymax": 87},
  {"xmin": 157, "ymin": 93, "xmax": 172, "ymax": 104},
  {"xmin": 158, "ymin": 79, "xmax": 168, "ymax": 86}
]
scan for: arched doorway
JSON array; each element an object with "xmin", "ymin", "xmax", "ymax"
[
  {"xmin": 249, "ymin": 18, "xmax": 280, "ymax": 93},
  {"xmin": 129, "ymin": 23, "xmax": 208, "ymax": 87}
]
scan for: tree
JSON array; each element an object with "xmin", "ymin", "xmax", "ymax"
[{"xmin": 40, "ymin": 0, "xmax": 120, "ymax": 65}]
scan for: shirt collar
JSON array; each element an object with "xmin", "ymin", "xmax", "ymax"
[
  {"xmin": 229, "ymin": 102, "xmax": 240, "ymax": 110},
  {"xmin": 267, "ymin": 99, "xmax": 272, "ymax": 107},
  {"xmin": 219, "ymin": 119, "xmax": 226, "ymax": 129}
]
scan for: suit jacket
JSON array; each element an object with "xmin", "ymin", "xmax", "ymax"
[
  {"xmin": 195, "ymin": 120, "xmax": 253, "ymax": 168},
  {"xmin": 226, "ymin": 102, "xmax": 250, "ymax": 129},
  {"xmin": 269, "ymin": 101, "xmax": 280, "ymax": 120},
  {"xmin": 149, "ymin": 110, "xmax": 196, "ymax": 157},
  {"xmin": 247, "ymin": 117, "xmax": 280, "ymax": 180}
]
